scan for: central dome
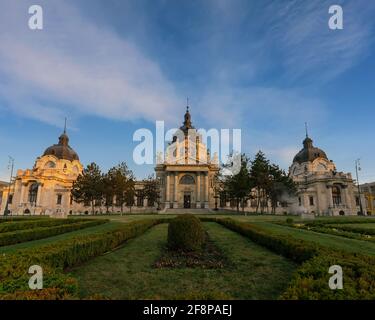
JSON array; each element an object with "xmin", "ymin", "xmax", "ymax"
[
  {"xmin": 293, "ymin": 136, "xmax": 328, "ymax": 164},
  {"xmin": 43, "ymin": 130, "xmax": 79, "ymax": 161}
]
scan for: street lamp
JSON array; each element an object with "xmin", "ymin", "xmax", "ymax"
[
  {"xmin": 355, "ymin": 159, "xmax": 364, "ymax": 216},
  {"xmin": 3, "ymin": 156, "xmax": 14, "ymax": 217}
]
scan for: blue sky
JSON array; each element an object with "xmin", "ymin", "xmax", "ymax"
[{"xmin": 0, "ymin": 0, "xmax": 374, "ymax": 183}]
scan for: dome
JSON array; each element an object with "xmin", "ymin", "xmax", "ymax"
[
  {"xmin": 293, "ymin": 136, "xmax": 328, "ymax": 164},
  {"xmin": 43, "ymin": 130, "xmax": 79, "ymax": 161}
]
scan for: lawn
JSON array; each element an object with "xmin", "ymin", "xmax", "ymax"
[{"xmin": 70, "ymin": 222, "xmax": 297, "ymax": 299}]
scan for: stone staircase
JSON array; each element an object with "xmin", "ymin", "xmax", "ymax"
[{"xmin": 160, "ymin": 208, "xmax": 217, "ymax": 214}]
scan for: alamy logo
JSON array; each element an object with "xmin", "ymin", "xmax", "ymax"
[
  {"xmin": 133, "ymin": 121, "xmax": 242, "ymax": 175},
  {"xmin": 28, "ymin": 5, "xmax": 43, "ymax": 30},
  {"xmin": 328, "ymin": 265, "xmax": 343, "ymax": 290},
  {"xmin": 328, "ymin": 5, "xmax": 343, "ymax": 30},
  {"xmin": 28, "ymin": 265, "xmax": 43, "ymax": 290}
]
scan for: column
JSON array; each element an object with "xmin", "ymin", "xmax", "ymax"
[
  {"xmin": 166, "ymin": 173, "xmax": 170, "ymax": 206},
  {"xmin": 173, "ymin": 173, "xmax": 178, "ymax": 208},
  {"xmin": 196, "ymin": 173, "xmax": 201, "ymax": 208},
  {"xmin": 204, "ymin": 173, "xmax": 209, "ymax": 208},
  {"xmin": 19, "ymin": 183, "xmax": 26, "ymax": 205},
  {"xmin": 35, "ymin": 183, "xmax": 42, "ymax": 215},
  {"xmin": 327, "ymin": 186, "xmax": 333, "ymax": 215}
]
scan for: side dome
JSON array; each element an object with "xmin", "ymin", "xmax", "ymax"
[
  {"xmin": 293, "ymin": 136, "xmax": 328, "ymax": 164},
  {"xmin": 43, "ymin": 131, "xmax": 79, "ymax": 161}
]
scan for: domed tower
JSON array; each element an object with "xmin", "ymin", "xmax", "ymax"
[
  {"xmin": 43, "ymin": 126, "xmax": 79, "ymax": 161},
  {"xmin": 290, "ymin": 131, "xmax": 335, "ymax": 177},
  {"xmin": 9, "ymin": 121, "xmax": 83, "ymax": 217}
]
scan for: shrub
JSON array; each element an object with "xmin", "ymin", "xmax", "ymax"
[
  {"xmin": 0, "ymin": 220, "xmax": 108, "ymax": 247},
  {"xmin": 204, "ymin": 217, "xmax": 375, "ymax": 299},
  {"xmin": 0, "ymin": 218, "xmax": 88, "ymax": 233},
  {"xmin": 168, "ymin": 214, "xmax": 205, "ymax": 251},
  {"xmin": 286, "ymin": 218, "xmax": 294, "ymax": 224},
  {"xmin": 0, "ymin": 218, "xmax": 164, "ymax": 299}
]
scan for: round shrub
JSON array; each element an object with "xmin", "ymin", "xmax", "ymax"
[{"xmin": 167, "ymin": 214, "xmax": 205, "ymax": 251}]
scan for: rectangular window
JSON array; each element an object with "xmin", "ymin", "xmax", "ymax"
[
  {"xmin": 57, "ymin": 194, "xmax": 62, "ymax": 205},
  {"xmin": 355, "ymin": 197, "xmax": 360, "ymax": 206},
  {"xmin": 298, "ymin": 197, "xmax": 301, "ymax": 206},
  {"xmin": 309, "ymin": 196, "xmax": 314, "ymax": 206},
  {"xmin": 8, "ymin": 194, "xmax": 13, "ymax": 204}
]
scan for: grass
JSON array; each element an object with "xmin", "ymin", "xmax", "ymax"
[
  {"xmin": 70, "ymin": 222, "xmax": 297, "ymax": 299},
  {"xmin": 0, "ymin": 222, "xmax": 123, "ymax": 254},
  {"xmin": 253, "ymin": 222, "xmax": 375, "ymax": 256}
]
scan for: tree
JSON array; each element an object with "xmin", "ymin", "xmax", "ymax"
[
  {"xmin": 222, "ymin": 153, "xmax": 254, "ymax": 213},
  {"xmin": 102, "ymin": 172, "xmax": 115, "ymax": 213},
  {"xmin": 268, "ymin": 164, "xmax": 296, "ymax": 214},
  {"xmin": 250, "ymin": 151, "xmax": 271, "ymax": 213},
  {"xmin": 124, "ymin": 179, "xmax": 135, "ymax": 213},
  {"xmin": 71, "ymin": 162, "xmax": 103, "ymax": 215},
  {"xmin": 143, "ymin": 175, "xmax": 159, "ymax": 208},
  {"xmin": 109, "ymin": 162, "xmax": 134, "ymax": 213}
]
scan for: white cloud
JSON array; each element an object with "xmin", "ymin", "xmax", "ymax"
[{"xmin": 0, "ymin": 0, "xmax": 181, "ymax": 127}]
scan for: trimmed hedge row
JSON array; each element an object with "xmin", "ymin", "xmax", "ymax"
[
  {"xmin": 331, "ymin": 224, "xmax": 375, "ymax": 236},
  {"xmin": 305, "ymin": 217, "xmax": 375, "ymax": 227},
  {"xmin": 0, "ymin": 218, "xmax": 88, "ymax": 233},
  {"xmin": 0, "ymin": 220, "xmax": 108, "ymax": 247},
  {"xmin": 205, "ymin": 217, "xmax": 375, "ymax": 299},
  {"xmin": 0, "ymin": 216, "xmax": 50, "ymax": 224},
  {"xmin": 207, "ymin": 218, "xmax": 318, "ymax": 263},
  {"xmin": 0, "ymin": 218, "xmax": 164, "ymax": 299}
]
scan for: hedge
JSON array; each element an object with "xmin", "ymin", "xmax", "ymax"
[
  {"xmin": 205, "ymin": 217, "xmax": 375, "ymax": 299},
  {"xmin": 0, "ymin": 220, "xmax": 108, "ymax": 247},
  {"xmin": 0, "ymin": 218, "xmax": 88, "ymax": 233},
  {"xmin": 0, "ymin": 218, "xmax": 164, "ymax": 299}
]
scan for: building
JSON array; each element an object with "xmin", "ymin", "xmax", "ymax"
[
  {"xmin": 288, "ymin": 133, "xmax": 361, "ymax": 216},
  {"xmin": 0, "ymin": 108, "xmax": 367, "ymax": 217},
  {"xmin": 155, "ymin": 106, "xmax": 220, "ymax": 210},
  {"xmin": 360, "ymin": 182, "xmax": 375, "ymax": 215},
  {"xmin": 0, "ymin": 128, "xmax": 83, "ymax": 217}
]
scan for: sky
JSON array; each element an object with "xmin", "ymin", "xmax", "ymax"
[{"xmin": 0, "ymin": 0, "xmax": 374, "ymax": 183}]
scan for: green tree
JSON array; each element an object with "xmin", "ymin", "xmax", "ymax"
[
  {"xmin": 109, "ymin": 162, "xmax": 134, "ymax": 213},
  {"xmin": 268, "ymin": 164, "xmax": 296, "ymax": 214},
  {"xmin": 222, "ymin": 153, "xmax": 254, "ymax": 213},
  {"xmin": 71, "ymin": 162, "xmax": 103, "ymax": 215},
  {"xmin": 250, "ymin": 151, "xmax": 271, "ymax": 213},
  {"xmin": 143, "ymin": 175, "xmax": 159, "ymax": 208}
]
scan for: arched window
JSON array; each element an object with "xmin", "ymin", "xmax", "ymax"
[
  {"xmin": 332, "ymin": 186, "xmax": 341, "ymax": 205},
  {"xmin": 44, "ymin": 161, "xmax": 56, "ymax": 169},
  {"xmin": 28, "ymin": 183, "xmax": 38, "ymax": 204},
  {"xmin": 180, "ymin": 175, "xmax": 195, "ymax": 185}
]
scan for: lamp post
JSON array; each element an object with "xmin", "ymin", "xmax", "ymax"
[
  {"xmin": 3, "ymin": 156, "xmax": 14, "ymax": 217},
  {"xmin": 355, "ymin": 159, "xmax": 364, "ymax": 216}
]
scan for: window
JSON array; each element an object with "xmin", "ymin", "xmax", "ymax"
[
  {"xmin": 44, "ymin": 161, "xmax": 56, "ymax": 169},
  {"xmin": 309, "ymin": 196, "xmax": 314, "ymax": 206},
  {"xmin": 298, "ymin": 197, "xmax": 302, "ymax": 206},
  {"xmin": 8, "ymin": 194, "xmax": 13, "ymax": 204},
  {"xmin": 57, "ymin": 194, "xmax": 62, "ymax": 205},
  {"xmin": 356, "ymin": 197, "xmax": 360, "ymax": 206},
  {"xmin": 332, "ymin": 186, "xmax": 342, "ymax": 205},
  {"xmin": 137, "ymin": 196, "xmax": 144, "ymax": 207},
  {"xmin": 28, "ymin": 183, "xmax": 38, "ymax": 204},
  {"xmin": 180, "ymin": 175, "xmax": 195, "ymax": 185}
]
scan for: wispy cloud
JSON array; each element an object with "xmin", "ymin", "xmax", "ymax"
[
  {"xmin": 0, "ymin": 0, "xmax": 181, "ymax": 127},
  {"xmin": 262, "ymin": 0, "xmax": 375, "ymax": 82}
]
